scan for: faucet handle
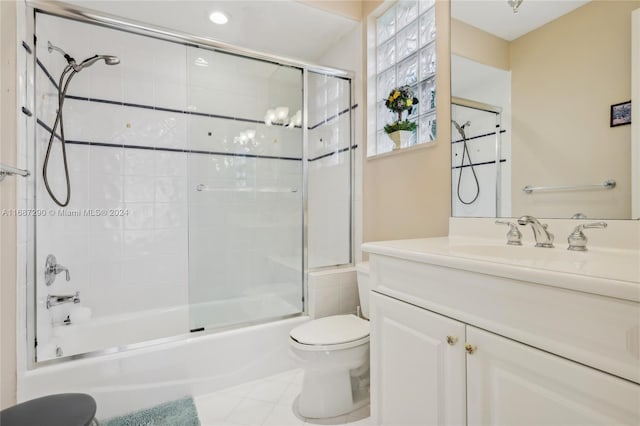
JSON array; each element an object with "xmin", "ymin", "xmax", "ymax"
[
  {"xmin": 567, "ymin": 222, "xmax": 607, "ymax": 251},
  {"xmin": 495, "ymin": 220, "xmax": 522, "ymax": 246},
  {"xmin": 45, "ymin": 254, "xmax": 71, "ymax": 285}
]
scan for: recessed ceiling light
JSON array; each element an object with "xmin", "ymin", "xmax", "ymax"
[{"xmin": 209, "ymin": 11, "xmax": 229, "ymax": 25}]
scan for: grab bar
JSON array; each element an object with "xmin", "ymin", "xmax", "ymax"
[
  {"xmin": 196, "ymin": 184, "xmax": 298, "ymax": 193},
  {"xmin": 523, "ymin": 179, "xmax": 616, "ymax": 194},
  {"xmin": 0, "ymin": 162, "xmax": 30, "ymax": 182}
]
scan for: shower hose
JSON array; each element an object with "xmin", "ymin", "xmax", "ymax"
[
  {"xmin": 42, "ymin": 65, "xmax": 78, "ymax": 207},
  {"xmin": 456, "ymin": 127, "xmax": 480, "ymax": 205}
]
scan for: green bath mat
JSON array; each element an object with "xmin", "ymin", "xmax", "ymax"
[{"xmin": 102, "ymin": 396, "xmax": 200, "ymax": 426}]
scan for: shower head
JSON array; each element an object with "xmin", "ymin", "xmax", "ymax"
[
  {"xmin": 47, "ymin": 41, "xmax": 120, "ymax": 72},
  {"xmin": 73, "ymin": 54, "xmax": 120, "ymax": 72}
]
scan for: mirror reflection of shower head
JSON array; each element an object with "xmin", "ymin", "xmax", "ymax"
[
  {"xmin": 451, "ymin": 119, "xmax": 480, "ymax": 205},
  {"xmin": 452, "ymin": 120, "xmax": 471, "ymax": 139}
]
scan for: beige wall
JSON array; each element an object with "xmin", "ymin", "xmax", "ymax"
[
  {"xmin": 0, "ymin": 0, "xmax": 18, "ymax": 409},
  {"xmin": 362, "ymin": 0, "xmax": 451, "ymax": 243},
  {"xmin": 510, "ymin": 1, "xmax": 638, "ymax": 219},
  {"xmin": 451, "ymin": 18, "xmax": 509, "ymax": 71}
]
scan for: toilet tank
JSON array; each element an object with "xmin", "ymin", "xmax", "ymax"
[{"xmin": 356, "ymin": 262, "xmax": 371, "ymax": 319}]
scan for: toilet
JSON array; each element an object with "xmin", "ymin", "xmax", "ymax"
[{"xmin": 289, "ymin": 263, "xmax": 371, "ymax": 419}]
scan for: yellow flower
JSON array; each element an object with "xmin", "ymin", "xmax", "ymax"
[
  {"xmin": 393, "ymin": 91, "xmax": 400, "ymax": 99},
  {"xmin": 406, "ymin": 99, "xmax": 413, "ymax": 107},
  {"xmin": 388, "ymin": 96, "xmax": 394, "ymax": 102}
]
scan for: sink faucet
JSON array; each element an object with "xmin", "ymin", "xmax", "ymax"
[{"xmin": 517, "ymin": 215, "xmax": 554, "ymax": 248}]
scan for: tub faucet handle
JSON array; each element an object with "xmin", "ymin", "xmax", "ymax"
[
  {"xmin": 495, "ymin": 220, "xmax": 522, "ymax": 245},
  {"xmin": 45, "ymin": 254, "xmax": 70, "ymax": 285}
]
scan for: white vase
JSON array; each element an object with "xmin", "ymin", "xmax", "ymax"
[{"xmin": 388, "ymin": 130, "xmax": 413, "ymax": 150}]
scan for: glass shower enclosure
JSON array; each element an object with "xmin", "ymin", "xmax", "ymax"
[{"xmin": 30, "ymin": 9, "xmax": 353, "ymax": 363}]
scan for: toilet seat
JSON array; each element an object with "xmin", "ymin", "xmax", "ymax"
[{"xmin": 290, "ymin": 315, "xmax": 370, "ymax": 351}]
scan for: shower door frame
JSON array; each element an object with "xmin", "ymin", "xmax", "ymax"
[{"xmin": 24, "ymin": 0, "xmax": 357, "ymax": 369}]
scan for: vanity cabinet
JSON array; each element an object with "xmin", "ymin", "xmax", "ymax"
[
  {"xmin": 370, "ymin": 292, "xmax": 466, "ymax": 426},
  {"xmin": 371, "ymin": 292, "xmax": 640, "ymax": 426},
  {"xmin": 367, "ymin": 253, "xmax": 640, "ymax": 426},
  {"xmin": 466, "ymin": 327, "xmax": 639, "ymax": 426}
]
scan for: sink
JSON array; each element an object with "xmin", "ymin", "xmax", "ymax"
[
  {"xmin": 450, "ymin": 243, "xmax": 555, "ymax": 260},
  {"xmin": 447, "ymin": 241, "xmax": 639, "ymax": 284}
]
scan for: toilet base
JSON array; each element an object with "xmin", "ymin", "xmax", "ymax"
[
  {"xmin": 294, "ymin": 392, "xmax": 370, "ymax": 422},
  {"xmin": 296, "ymin": 366, "xmax": 370, "ymax": 419}
]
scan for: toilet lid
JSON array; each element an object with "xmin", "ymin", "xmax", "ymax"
[{"xmin": 290, "ymin": 315, "xmax": 370, "ymax": 346}]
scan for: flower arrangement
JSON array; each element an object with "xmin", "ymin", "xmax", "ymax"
[{"xmin": 383, "ymin": 85, "xmax": 419, "ymax": 134}]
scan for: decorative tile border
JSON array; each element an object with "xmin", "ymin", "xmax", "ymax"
[{"xmin": 37, "ymin": 118, "xmax": 357, "ymax": 162}]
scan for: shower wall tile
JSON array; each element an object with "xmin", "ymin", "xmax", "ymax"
[
  {"xmin": 155, "ymin": 151, "xmax": 187, "ymax": 176},
  {"xmin": 308, "ymin": 124, "xmax": 351, "ymax": 268},
  {"xmin": 124, "ymin": 203, "xmax": 155, "ymax": 229},
  {"xmin": 124, "ymin": 150, "xmax": 155, "ymax": 176},
  {"xmin": 124, "ymin": 176, "xmax": 156, "ymax": 203},
  {"xmin": 307, "ymin": 268, "xmax": 358, "ymax": 319},
  {"xmin": 32, "ymin": 11, "xmax": 341, "ymax": 355},
  {"xmin": 37, "ymin": 32, "xmax": 190, "ymax": 329}
]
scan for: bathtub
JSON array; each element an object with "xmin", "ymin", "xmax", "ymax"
[
  {"xmin": 20, "ymin": 314, "xmax": 308, "ymax": 419},
  {"xmin": 40, "ymin": 293, "xmax": 301, "ymax": 361}
]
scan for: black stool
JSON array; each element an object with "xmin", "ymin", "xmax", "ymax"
[{"xmin": 0, "ymin": 393, "xmax": 98, "ymax": 426}]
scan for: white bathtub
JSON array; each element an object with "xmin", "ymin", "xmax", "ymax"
[
  {"xmin": 40, "ymin": 293, "xmax": 301, "ymax": 361},
  {"xmin": 20, "ymin": 315, "xmax": 308, "ymax": 419}
]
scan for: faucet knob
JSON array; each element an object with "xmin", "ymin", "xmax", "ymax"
[
  {"xmin": 495, "ymin": 220, "xmax": 522, "ymax": 245},
  {"xmin": 45, "ymin": 254, "xmax": 71, "ymax": 285},
  {"xmin": 567, "ymin": 222, "xmax": 607, "ymax": 251}
]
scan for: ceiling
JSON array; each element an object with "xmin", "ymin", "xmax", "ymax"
[
  {"xmin": 451, "ymin": 0, "xmax": 591, "ymax": 41},
  {"xmin": 61, "ymin": 0, "xmax": 359, "ymax": 62}
]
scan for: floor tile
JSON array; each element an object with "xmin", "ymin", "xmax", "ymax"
[
  {"xmin": 262, "ymin": 404, "xmax": 305, "ymax": 426},
  {"xmin": 194, "ymin": 369, "xmax": 371, "ymax": 426},
  {"xmin": 246, "ymin": 379, "xmax": 290, "ymax": 403},
  {"xmin": 277, "ymin": 382, "xmax": 302, "ymax": 407},
  {"xmin": 226, "ymin": 398, "xmax": 275, "ymax": 425},
  {"xmin": 195, "ymin": 392, "xmax": 243, "ymax": 422}
]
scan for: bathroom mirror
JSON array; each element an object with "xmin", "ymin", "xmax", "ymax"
[{"xmin": 450, "ymin": 0, "xmax": 639, "ymax": 220}]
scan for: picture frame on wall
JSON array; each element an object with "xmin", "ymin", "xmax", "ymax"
[{"xmin": 610, "ymin": 101, "xmax": 631, "ymax": 127}]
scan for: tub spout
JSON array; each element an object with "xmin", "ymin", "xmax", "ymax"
[{"xmin": 47, "ymin": 291, "xmax": 80, "ymax": 309}]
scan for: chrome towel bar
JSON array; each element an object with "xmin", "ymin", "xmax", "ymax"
[
  {"xmin": 523, "ymin": 179, "xmax": 616, "ymax": 194},
  {"xmin": 0, "ymin": 163, "xmax": 30, "ymax": 182}
]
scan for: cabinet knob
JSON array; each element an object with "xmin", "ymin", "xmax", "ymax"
[
  {"xmin": 465, "ymin": 343, "xmax": 477, "ymax": 355},
  {"xmin": 446, "ymin": 336, "xmax": 458, "ymax": 346}
]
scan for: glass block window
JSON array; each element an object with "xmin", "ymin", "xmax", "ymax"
[{"xmin": 373, "ymin": 0, "xmax": 437, "ymax": 156}]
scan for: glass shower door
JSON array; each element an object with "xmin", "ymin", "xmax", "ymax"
[{"xmin": 186, "ymin": 48, "xmax": 304, "ymax": 331}]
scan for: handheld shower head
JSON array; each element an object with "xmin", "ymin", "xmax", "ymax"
[{"xmin": 74, "ymin": 54, "xmax": 120, "ymax": 72}]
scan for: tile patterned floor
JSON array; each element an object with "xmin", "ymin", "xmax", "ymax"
[{"xmin": 194, "ymin": 369, "xmax": 373, "ymax": 426}]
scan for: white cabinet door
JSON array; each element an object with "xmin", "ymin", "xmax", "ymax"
[
  {"xmin": 467, "ymin": 326, "xmax": 640, "ymax": 426},
  {"xmin": 370, "ymin": 292, "xmax": 466, "ymax": 426}
]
